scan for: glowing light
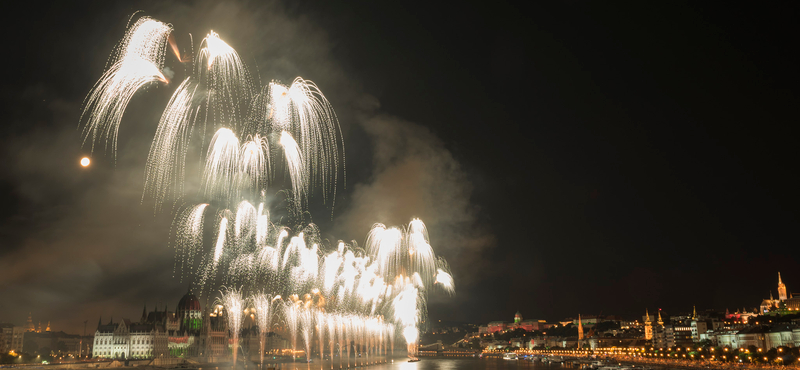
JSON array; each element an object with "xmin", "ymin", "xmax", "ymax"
[
  {"xmin": 80, "ymin": 157, "xmax": 90, "ymax": 167},
  {"xmin": 81, "ymin": 14, "xmax": 454, "ymax": 363}
]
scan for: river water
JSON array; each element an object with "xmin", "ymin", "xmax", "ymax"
[{"xmin": 244, "ymin": 357, "xmax": 573, "ymax": 370}]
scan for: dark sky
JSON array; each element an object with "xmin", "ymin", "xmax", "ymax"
[{"xmin": 1, "ymin": 1, "xmax": 799, "ymax": 334}]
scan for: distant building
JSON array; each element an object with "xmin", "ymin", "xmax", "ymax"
[
  {"xmin": 24, "ymin": 331, "xmax": 82, "ymax": 355},
  {"xmin": 0, "ymin": 324, "xmax": 25, "ymax": 352},
  {"xmin": 486, "ymin": 321, "xmax": 506, "ymax": 334},
  {"xmin": 653, "ymin": 310, "xmax": 675, "ymax": 348}
]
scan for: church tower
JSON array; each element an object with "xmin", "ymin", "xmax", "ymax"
[
  {"xmin": 778, "ymin": 272, "xmax": 787, "ymax": 301},
  {"xmin": 657, "ymin": 309, "xmax": 664, "ymax": 326},
  {"xmin": 644, "ymin": 309, "xmax": 653, "ymax": 340},
  {"xmin": 577, "ymin": 314, "xmax": 584, "ymax": 340}
]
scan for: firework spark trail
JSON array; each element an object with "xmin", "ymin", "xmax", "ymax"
[
  {"xmin": 239, "ymin": 135, "xmax": 269, "ymax": 196},
  {"xmin": 250, "ymin": 292, "xmax": 276, "ymax": 367},
  {"xmin": 197, "ymin": 31, "xmax": 252, "ymax": 133},
  {"xmin": 218, "ymin": 287, "xmax": 245, "ymax": 369},
  {"xmin": 299, "ymin": 307, "xmax": 313, "ymax": 361},
  {"xmin": 285, "ymin": 78, "xmax": 342, "ymax": 205},
  {"xmin": 279, "ymin": 131, "xmax": 306, "ymax": 207},
  {"xmin": 145, "ymin": 78, "xmax": 200, "ymax": 208},
  {"xmin": 172, "ymin": 203, "xmax": 208, "ymax": 281},
  {"xmin": 82, "ymin": 17, "xmax": 172, "ymax": 156},
  {"xmin": 203, "ymin": 128, "xmax": 240, "ymax": 201},
  {"xmin": 283, "ymin": 299, "xmax": 299, "ymax": 360}
]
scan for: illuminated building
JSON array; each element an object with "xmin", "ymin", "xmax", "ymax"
[
  {"xmin": 654, "ymin": 324, "xmax": 675, "ymax": 348},
  {"xmin": 759, "ymin": 272, "xmax": 800, "ymax": 313},
  {"xmin": 486, "ymin": 321, "xmax": 507, "ymax": 334},
  {"xmin": 689, "ymin": 306, "xmax": 707, "ymax": 341},
  {"xmin": 778, "ymin": 272, "xmax": 787, "ymax": 301},
  {"xmin": 643, "ymin": 309, "xmax": 653, "ymax": 340},
  {"xmin": 765, "ymin": 325, "xmax": 794, "ymax": 348},
  {"xmin": 653, "ymin": 310, "xmax": 675, "ymax": 348},
  {"xmin": 91, "ymin": 288, "xmax": 226, "ymax": 360},
  {"xmin": 484, "ymin": 312, "xmax": 548, "ymax": 333}
]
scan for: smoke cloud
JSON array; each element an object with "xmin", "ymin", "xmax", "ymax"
[{"xmin": 0, "ymin": 0, "xmax": 493, "ymax": 333}]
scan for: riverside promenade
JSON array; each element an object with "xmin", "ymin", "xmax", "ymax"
[{"xmin": 538, "ymin": 353, "xmax": 798, "ymax": 370}]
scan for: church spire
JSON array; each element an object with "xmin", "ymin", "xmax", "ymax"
[
  {"xmin": 142, "ymin": 303, "xmax": 148, "ymax": 323},
  {"xmin": 577, "ymin": 314, "xmax": 584, "ymax": 341},
  {"xmin": 657, "ymin": 309, "xmax": 664, "ymax": 326},
  {"xmin": 777, "ymin": 272, "xmax": 788, "ymax": 301},
  {"xmin": 692, "ymin": 305, "xmax": 697, "ymax": 320},
  {"xmin": 645, "ymin": 308, "xmax": 651, "ymax": 323}
]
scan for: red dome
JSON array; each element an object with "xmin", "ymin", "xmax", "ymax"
[{"xmin": 178, "ymin": 290, "xmax": 201, "ymax": 312}]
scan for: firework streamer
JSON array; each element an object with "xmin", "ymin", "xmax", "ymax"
[{"xmin": 82, "ymin": 17, "xmax": 173, "ymax": 157}]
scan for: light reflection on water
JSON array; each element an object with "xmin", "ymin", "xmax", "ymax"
[{"xmin": 229, "ymin": 358, "xmax": 575, "ymax": 370}]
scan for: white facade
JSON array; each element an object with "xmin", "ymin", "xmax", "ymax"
[
  {"xmin": 93, "ymin": 319, "xmax": 167, "ymax": 359},
  {"xmin": 765, "ymin": 329, "xmax": 793, "ymax": 349},
  {"xmin": 690, "ymin": 320, "xmax": 707, "ymax": 341},
  {"xmin": 93, "ymin": 329, "xmax": 114, "ymax": 358}
]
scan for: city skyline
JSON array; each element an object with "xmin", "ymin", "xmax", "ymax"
[{"xmin": 1, "ymin": 0, "xmax": 799, "ymax": 336}]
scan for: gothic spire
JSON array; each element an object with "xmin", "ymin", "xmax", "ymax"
[
  {"xmin": 779, "ymin": 272, "xmax": 783, "ymax": 285},
  {"xmin": 657, "ymin": 309, "xmax": 663, "ymax": 326},
  {"xmin": 645, "ymin": 308, "xmax": 651, "ymax": 323}
]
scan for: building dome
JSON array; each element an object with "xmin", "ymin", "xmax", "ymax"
[{"xmin": 178, "ymin": 289, "xmax": 201, "ymax": 312}]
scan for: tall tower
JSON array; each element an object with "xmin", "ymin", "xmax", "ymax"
[
  {"xmin": 644, "ymin": 309, "xmax": 653, "ymax": 340},
  {"xmin": 657, "ymin": 309, "xmax": 664, "ymax": 326},
  {"xmin": 778, "ymin": 272, "xmax": 787, "ymax": 301},
  {"xmin": 577, "ymin": 314, "xmax": 584, "ymax": 340},
  {"xmin": 692, "ymin": 306, "xmax": 697, "ymax": 320}
]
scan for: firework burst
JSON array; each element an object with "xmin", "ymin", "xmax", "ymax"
[{"xmin": 82, "ymin": 13, "xmax": 454, "ymax": 363}]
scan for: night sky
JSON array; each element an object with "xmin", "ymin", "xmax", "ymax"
[{"xmin": 1, "ymin": 1, "xmax": 799, "ymax": 334}]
